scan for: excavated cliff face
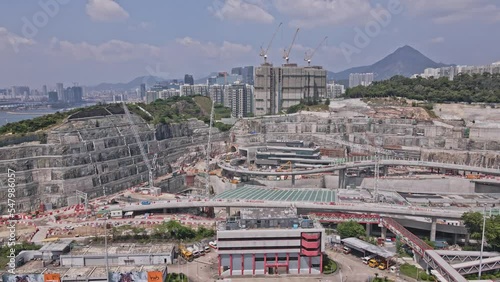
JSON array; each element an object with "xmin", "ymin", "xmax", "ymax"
[
  {"xmin": 0, "ymin": 115, "xmax": 228, "ymax": 213},
  {"xmin": 232, "ymin": 112, "xmax": 500, "ymax": 167}
]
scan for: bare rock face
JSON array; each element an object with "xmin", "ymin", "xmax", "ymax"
[{"xmin": 0, "ymin": 114, "xmax": 228, "ymax": 213}]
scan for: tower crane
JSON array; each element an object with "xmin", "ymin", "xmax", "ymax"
[
  {"xmin": 283, "ymin": 28, "xmax": 300, "ymax": 64},
  {"xmin": 122, "ymin": 101, "xmax": 155, "ymax": 189},
  {"xmin": 259, "ymin": 22, "xmax": 283, "ymax": 64},
  {"xmin": 304, "ymin": 36, "xmax": 328, "ymax": 66}
]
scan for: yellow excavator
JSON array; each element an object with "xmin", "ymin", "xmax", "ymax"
[
  {"xmin": 276, "ymin": 161, "xmax": 292, "ymax": 172},
  {"xmin": 179, "ymin": 244, "xmax": 194, "ymax": 262}
]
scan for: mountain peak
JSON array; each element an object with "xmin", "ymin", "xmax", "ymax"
[{"xmin": 330, "ymin": 45, "xmax": 451, "ymax": 81}]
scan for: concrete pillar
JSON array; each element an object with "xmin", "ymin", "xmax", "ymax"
[
  {"xmin": 430, "ymin": 217, "xmax": 437, "ymax": 242},
  {"xmin": 338, "ymin": 169, "xmax": 346, "ymax": 189},
  {"xmin": 366, "ymin": 223, "xmax": 372, "ymax": 237},
  {"xmin": 291, "ymin": 175, "xmax": 296, "ymax": 186},
  {"xmin": 382, "ymin": 166, "xmax": 389, "ymax": 176},
  {"xmin": 226, "ymin": 207, "xmax": 230, "ymax": 216},
  {"xmin": 453, "ymin": 233, "xmax": 458, "ymax": 245},
  {"xmin": 381, "ymin": 226, "xmax": 387, "ymax": 239}
]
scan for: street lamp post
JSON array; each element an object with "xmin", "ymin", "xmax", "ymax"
[
  {"xmin": 105, "ymin": 214, "xmax": 110, "ymax": 282},
  {"xmin": 478, "ymin": 205, "xmax": 487, "ymax": 279}
]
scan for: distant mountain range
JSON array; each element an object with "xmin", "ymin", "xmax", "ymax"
[
  {"xmin": 328, "ymin": 45, "xmax": 451, "ymax": 81},
  {"xmin": 87, "ymin": 76, "xmax": 171, "ymax": 92},
  {"xmin": 87, "ymin": 45, "xmax": 451, "ymax": 91}
]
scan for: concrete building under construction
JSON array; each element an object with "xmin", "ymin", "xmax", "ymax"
[{"xmin": 254, "ymin": 63, "xmax": 327, "ymax": 116}]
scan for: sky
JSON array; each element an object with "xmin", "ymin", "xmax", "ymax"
[{"xmin": 1, "ymin": 0, "xmax": 499, "ymax": 88}]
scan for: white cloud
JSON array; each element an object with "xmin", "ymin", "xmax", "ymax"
[
  {"xmin": 273, "ymin": 0, "xmax": 375, "ymax": 28},
  {"xmin": 404, "ymin": 0, "xmax": 500, "ymax": 23},
  {"xmin": 430, "ymin": 37, "xmax": 445, "ymax": 44},
  {"xmin": 0, "ymin": 27, "xmax": 35, "ymax": 52},
  {"xmin": 209, "ymin": 0, "xmax": 274, "ymax": 23},
  {"xmin": 50, "ymin": 38, "xmax": 160, "ymax": 62},
  {"xmin": 129, "ymin": 21, "xmax": 154, "ymax": 31},
  {"xmin": 86, "ymin": 0, "xmax": 129, "ymax": 22},
  {"xmin": 48, "ymin": 36, "xmax": 252, "ymax": 68}
]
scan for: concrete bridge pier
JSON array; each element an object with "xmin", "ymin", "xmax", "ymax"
[
  {"xmin": 338, "ymin": 169, "xmax": 346, "ymax": 189},
  {"xmin": 366, "ymin": 223, "xmax": 372, "ymax": 237},
  {"xmin": 430, "ymin": 217, "xmax": 437, "ymax": 242},
  {"xmin": 226, "ymin": 207, "xmax": 231, "ymax": 216},
  {"xmin": 291, "ymin": 175, "xmax": 296, "ymax": 186},
  {"xmin": 382, "ymin": 166, "xmax": 389, "ymax": 176},
  {"xmin": 381, "ymin": 226, "xmax": 387, "ymax": 239}
]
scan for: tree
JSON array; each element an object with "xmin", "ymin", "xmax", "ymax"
[
  {"xmin": 462, "ymin": 211, "xmax": 500, "ymax": 248},
  {"xmin": 337, "ymin": 220, "xmax": 365, "ymax": 238},
  {"xmin": 324, "ymin": 98, "xmax": 330, "ymax": 106}
]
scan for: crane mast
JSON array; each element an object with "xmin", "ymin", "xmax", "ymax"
[
  {"xmin": 305, "ymin": 36, "xmax": 328, "ymax": 66},
  {"xmin": 205, "ymin": 99, "xmax": 215, "ymax": 196},
  {"xmin": 122, "ymin": 102, "xmax": 155, "ymax": 188},
  {"xmin": 259, "ymin": 22, "xmax": 283, "ymax": 64},
  {"xmin": 283, "ymin": 28, "xmax": 300, "ymax": 64}
]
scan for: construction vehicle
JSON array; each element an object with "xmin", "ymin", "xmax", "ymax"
[
  {"xmin": 368, "ymin": 258, "xmax": 379, "ymax": 268},
  {"xmin": 259, "ymin": 22, "xmax": 282, "ymax": 64},
  {"xmin": 283, "ymin": 28, "xmax": 300, "ymax": 64},
  {"xmin": 277, "ymin": 161, "xmax": 293, "ymax": 172},
  {"xmin": 304, "ymin": 36, "xmax": 328, "ymax": 66},
  {"xmin": 178, "ymin": 244, "xmax": 194, "ymax": 262},
  {"xmin": 231, "ymin": 177, "xmax": 241, "ymax": 184}
]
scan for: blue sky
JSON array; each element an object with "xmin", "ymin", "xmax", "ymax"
[{"xmin": 1, "ymin": 0, "xmax": 499, "ymax": 88}]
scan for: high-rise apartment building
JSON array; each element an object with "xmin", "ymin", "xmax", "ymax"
[
  {"xmin": 140, "ymin": 83, "xmax": 146, "ymax": 100},
  {"xmin": 232, "ymin": 66, "xmax": 254, "ymax": 85},
  {"xmin": 208, "ymin": 72, "xmax": 242, "ymax": 85},
  {"xmin": 48, "ymin": 91, "xmax": 58, "ymax": 102},
  {"xmin": 254, "ymin": 64, "xmax": 327, "ymax": 116},
  {"xmin": 326, "ymin": 83, "xmax": 345, "ymax": 98},
  {"xmin": 42, "ymin": 85, "xmax": 48, "ymax": 96},
  {"xmin": 349, "ymin": 73, "xmax": 374, "ymax": 88},
  {"xmin": 227, "ymin": 83, "xmax": 253, "ymax": 118},
  {"xmin": 217, "ymin": 208, "xmax": 325, "ymax": 276},
  {"xmin": 180, "ymin": 84, "xmax": 209, "ymax": 97},
  {"xmin": 11, "ymin": 86, "xmax": 30, "ymax": 96},
  {"xmin": 56, "ymin": 83, "xmax": 64, "ymax": 102},
  {"xmin": 209, "ymin": 84, "xmax": 226, "ymax": 106},
  {"xmin": 412, "ymin": 62, "xmax": 500, "ymax": 80},
  {"xmin": 63, "ymin": 86, "xmax": 83, "ymax": 104},
  {"xmin": 184, "ymin": 74, "xmax": 194, "ymax": 85}
]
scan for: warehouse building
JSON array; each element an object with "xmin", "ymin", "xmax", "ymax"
[
  {"xmin": 60, "ymin": 244, "xmax": 175, "ymax": 267},
  {"xmin": 1, "ymin": 260, "xmax": 167, "ymax": 282},
  {"xmin": 217, "ymin": 208, "xmax": 325, "ymax": 276}
]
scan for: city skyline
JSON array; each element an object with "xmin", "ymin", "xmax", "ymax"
[{"xmin": 1, "ymin": 0, "xmax": 500, "ymax": 87}]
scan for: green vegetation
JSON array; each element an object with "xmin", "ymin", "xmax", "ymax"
[
  {"xmin": 465, "ymin": 270, "xmax": 500, "ymax": 280},
  {"xmin": 129, "ymin": 96, "xmax": 233, "ymax": 131},
  {"xmin": 110, "ymin": 220, "xmax": 215, "ymax": 243},
  {"xmin": 165, "ymin": 273, "xmax": 188, "ymax": 282},
  {"xmin": 0, "ymin": 111, "xmax": 71, "ymax": 135},
  {"xmin": 399, "ymin": 264, "xmax": 436, "ymax": 281},
  {"xmin": 193, "ymin": 96, "xmax": 231, "ymax": 120},
  {"xmin": 462, "ymin": 211, "xmax": 500, "ymax": 249},
  {"xmin": 286, "ymin": 102, "xmax": 329, "ymax": 114},
  {"xmin": 346, "ymin": 73, "xmax": 500, "ymax": 103},
  {"xmin": 0, "ymin": 243, "xmax": 40, "ymax": 270},
  {"xmin": 0, "ymin": 103, "xmax": 120, "ymax": 136},
  {"xmin": 322, "ymin": 256, "xmax": 337, "ymax": 274},
  {"xmin": 336, "ymin": 220, "xmax": 365, "ymax": 238}
]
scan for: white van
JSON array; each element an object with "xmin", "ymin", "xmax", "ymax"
[{"xmin": 362, "ymin": 254, "xmax": 377, "ymax": 264}]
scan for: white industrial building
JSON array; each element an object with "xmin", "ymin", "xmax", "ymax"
[
  {"xmin": 217, "ymin": 208, "xmax": 326, "ymax": 276},
  {"xmin": 60, "ymin": 244, "xmax": 175, "ymax": 267}
]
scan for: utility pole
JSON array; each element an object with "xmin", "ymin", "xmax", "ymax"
[
  {"xmin": 104, "ymin": 213, "xmax": 110, "ymax": 282},
  {"xmin": 374, "ymin": 150, "xmax": 380, "ymax": 202}
]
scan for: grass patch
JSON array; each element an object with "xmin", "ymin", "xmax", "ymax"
[
  {"xmin": 193, "ymin": 96, "xmax": 231, "ymax": 120},
  {"xmin": 322, "ymin": 256, "xmax": 338, "ymax": 274},
  {"xmin": 399, "ymin": 264, "xmax": 435, "ymax": 281}
]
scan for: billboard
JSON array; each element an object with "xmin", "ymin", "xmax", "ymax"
[
  {"xmin": 43, "ymin": 274, "xmax": 60, "ymax": 282},
  {"xmin": 147, "ymin": 271, "xmax": 163, "ymax": 282},
  {"xmin": 2, "ymin": 274, "xmax": 44, "ymax": 282}
]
